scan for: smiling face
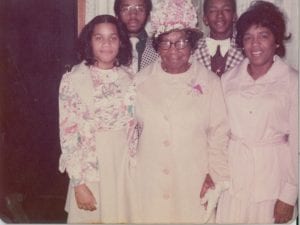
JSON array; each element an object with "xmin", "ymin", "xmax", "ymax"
[
  {"xmin": 91, "ymin": 22, "xmax": 120, "ymax": 69},
  {"xmin": 118, "ymin": 0, "xmax": 147, "ymax": 36},
  {"xmin": 203, "ymin": 0, "xmax": 237, "ymax": 40},
  {"xmin": 243, "ymin": 24, "xmax": 277, "ymax": 77},
  {"xmin": 158, "ymin": 30, "xmax": 192, "ymax": 74}
]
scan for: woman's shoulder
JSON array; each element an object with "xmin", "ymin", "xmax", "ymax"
[
  {"xmin": 192, "ymin": 60, "xmax": 220, "ymax": 83},
  {"xmin": 59, "ymin": 61, "xmax": 93, "ymax": 97},
  {"xmin": 222, "ymin": 58, "xmax": 247, "ymax": 83},
  {"xmin": 285, "ymin": 63, "xmax": 298, "ymax": 80},
  {"xmin": 134, "ymin": 61, "xmax": 158, "ymax": 87},
  {"xmin": 61, "ymin": 61, "xmax": 89, "ymax": 81},
  {"xmin": 117, "ymin": 65, "xmax": 135, "ymax": 80},
  {"xmin": 274, "ymin": 57, "xmax": 298, "ymax": 82},
  {"xmin": 286, "ymin": 64, "xmax": 298, "ymax": 91}
]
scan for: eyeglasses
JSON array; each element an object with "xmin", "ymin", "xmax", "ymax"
[
  {"xmin": 158, "ymin": 39, "xmax": 189, "ymax": 50},
  {"xmin": 120, "ymin": 5, "xmax": 146, "ymax": 14}
]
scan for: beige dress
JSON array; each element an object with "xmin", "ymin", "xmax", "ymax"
[
  {"xmin": 132, "ymin": 59, "xmax": 230, "ymax": 223},
  {"xmin": 59, "ymin": 63, "xmax": 136, "ymax": 223}
]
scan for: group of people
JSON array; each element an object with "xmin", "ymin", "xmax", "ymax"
[{"xmin": 58, "ymin": 0, "xmax": 298, "ymax": 224}]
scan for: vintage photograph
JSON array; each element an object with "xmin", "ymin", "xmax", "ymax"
[{"xmin": 0, "ymin": 0, "xmax": 298, "ymax": 224}]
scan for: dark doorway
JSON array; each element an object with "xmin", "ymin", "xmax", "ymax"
[{"xmin": 0, "ymin": 0, "xmax": 77, "ymax": 222}]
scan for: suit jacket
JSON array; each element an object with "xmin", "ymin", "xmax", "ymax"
[
  {"xmin": 140, "ymin": 37, "xmax": 159, "ymax": 71},
  {"xmin": 195, "ymin": 33, "xmax": 244, "ymax": 74}
]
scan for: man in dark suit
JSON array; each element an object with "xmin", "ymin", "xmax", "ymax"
[
  {"xmin": 114, "ymin": 0, "xmax": 158, "ymax": 73},
  {"xmin": 195, "ymin": 0, "xmax": 244, "ymax": 76}
]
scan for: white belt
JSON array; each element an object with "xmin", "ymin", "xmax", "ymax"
[{"xmin": 229, "ymin": 133, "xmax": 288, "ymax": 148}]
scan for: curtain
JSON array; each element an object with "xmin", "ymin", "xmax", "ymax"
[{"xmin": 85, "ymin": 0, "xmax": 115, "ymax": 23}]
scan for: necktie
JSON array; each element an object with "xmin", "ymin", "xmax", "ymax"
[
  {"xmin": 206, "ymin": 37, "xmax": 230, "ymax": 57},
  {"xmin": 211, "ymin": 45, "xmax": 226, "ymax": 76},
  {"xmin": 130, "ymin": 37, "xmax": 139, "ymax": 73}
]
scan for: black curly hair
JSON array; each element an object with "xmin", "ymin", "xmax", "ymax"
[
  {"xmin": 76, "ymin": 14, "xmax": 132, "ymax": 66},
  {"xmin": 236, "ymin": 0, "xmax": 291, "ymax": 57}
]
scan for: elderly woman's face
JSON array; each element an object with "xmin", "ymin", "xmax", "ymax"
[
  {"xmin": 243, "ymin": 24, "xmax": 277, "ymax": 70},
  {"xmin": 158, "ymin": 30, "xmax": 192, "ymax": 74}
]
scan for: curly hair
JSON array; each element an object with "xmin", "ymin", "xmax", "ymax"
[
  {"xmin": 114, "ymin": 0, "xmax": 152, "ymax": 18},
  {"xmin": 236, "ymin": 0, "xmax": 291, "ymax": 57},
  {"xmin": 76, "ymin": 14, "xmax": 132, "ymax": 67},
  {"xmin": 152, "ymin": 29, "xmax": 203, "ymax": 52}
]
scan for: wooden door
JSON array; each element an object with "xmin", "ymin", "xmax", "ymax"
[{"xmin": 0, "ymin": 0, "xmax": 77, "ymax": 222}]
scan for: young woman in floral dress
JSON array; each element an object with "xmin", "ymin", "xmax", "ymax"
[{"xmin": 58, "ymin": 15, "xmax": 136, "ymax": 223}]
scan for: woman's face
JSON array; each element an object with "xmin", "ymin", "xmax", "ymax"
[
  {"xmin": 158, "ymin": 30, "xmax": 192, "ymax": 74},
  {"xmin": 91, "ymin": 22, "xmax": 120, "ymax": 69},
  {"xmin": 243, "ymin": 24, "xmax": 277, "ymax": 71}
]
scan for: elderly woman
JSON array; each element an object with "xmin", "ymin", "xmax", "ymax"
[
  {"xmin": 216, "ymin": 1, "xmax": 298, "ymax": 224},
  {"xmin": 129, "ymin": 0, "xmax": 230, "ymax": 223}
]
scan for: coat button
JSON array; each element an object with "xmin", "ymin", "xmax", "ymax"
[
  {"xmin": 163, "ymin": 140, "xmax": 170, "ymax": 147},
  {"xmin": 162, "ymin": 168, "xmax": 170, "ymax": 175},
  {"xmin": 163, "ymin": 193, "xmax": 170, "ymax": 199}
]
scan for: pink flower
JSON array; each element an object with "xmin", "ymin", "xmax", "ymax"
[
  {"xmin": 64, "ymin": 124, "xmax": 78, "ymax": 134},
  {"xmin": 193, "ymin": 84, "xmax": 203, "ymax": 94}
]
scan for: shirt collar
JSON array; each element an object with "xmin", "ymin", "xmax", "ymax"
[{"xmin": 206, "ymin": 37, "xmax": 231, "ymax": 57}]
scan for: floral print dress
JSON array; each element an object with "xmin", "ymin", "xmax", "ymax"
[{"xmin": 59, "ymin": 63, "xmax": 135, "ymax": 223}]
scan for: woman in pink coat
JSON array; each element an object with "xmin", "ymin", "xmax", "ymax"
[{"xmin": 216, "ymin": 1, "xmax": 298, "ymax": 223}]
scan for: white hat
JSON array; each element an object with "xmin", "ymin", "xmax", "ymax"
[{"xmin": 151, "ymin": 0, "xmax": 198, "ymax": 37}]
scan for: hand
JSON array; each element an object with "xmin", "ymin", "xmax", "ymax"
[
  {"xmin": 199, "ymin": 174, "xmax": 215, "ymax": 210},
  {"xmin": 74, "ymin": 184, "xmax": 97, "ymax": 211},
  {"xmin": 274, "ymin": 199, "xmax": 294, "ymax": 223},
  {"xmin": 200, "ymin": 181, "xmax": 230, "ymax": 223},
  {"xmin": 200, "ymin": 174, "xmax": 215, "ymax": 198}
]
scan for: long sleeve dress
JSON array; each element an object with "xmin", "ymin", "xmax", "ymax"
[
  {"xmin": 58, "ymin": 62, "xmax": 136, "ymax": 223},
  {"xmin": 132, "ymin": 58, "xmax": 230, "ymax": 223},
  {"xmin": 216, "ymin": 56, "xmax": 298, "ymax": 223}
]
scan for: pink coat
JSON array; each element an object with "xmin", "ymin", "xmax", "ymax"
[{"xmin": 221, "ymin": 56, "xmax": 298, "ymax": 205}]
